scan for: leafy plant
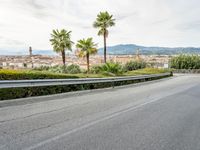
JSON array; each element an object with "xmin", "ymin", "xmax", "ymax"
[
  {"xmin": 91, "ymin": 62, "xmax": 123, "ymax": 75},
  {"xmin": 123, "ymin": 61, "xmax": 147, "ymax": 72}
]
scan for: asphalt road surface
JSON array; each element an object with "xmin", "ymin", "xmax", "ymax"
[{"xmin": 0, "ymin": 74, "xmax": 200, "ymax": 150}]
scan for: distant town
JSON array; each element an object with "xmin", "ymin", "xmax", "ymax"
[{"xmin": 0, "ymin": 47, "xmax": 170, "ymax": 70}]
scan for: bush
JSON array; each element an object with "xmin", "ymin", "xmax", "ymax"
[
  {"xmin": 47, "ymin": 65, "xmax": 65, "ymax": 73},
  {"xmin": 35, "ymin": 64, "xmax": 82, "ymax": 74},
  {"xmin": 91, "ymin": 62, "xmax": 123, "ymax": 75},
  {"xmin": 34, "ymin": 66, "xmax": 50, "ymax": 71},
  {"xmin": 123, "ymin": 61, "xmax": 147, "ymax": 72},
  {"xmin": 65, "ymin": 64, "xmax": 82, "ymax": 74},
  {"xmin": 170, "ymin": 55, "xmax": 200, "ymax": 69},
  {"xmin": 90, "ymin": 65, "xmax": 102, "ymax": 74}
]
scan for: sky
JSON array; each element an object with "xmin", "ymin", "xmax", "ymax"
[{"xmin": 0, "ymin": 0, "xmax": 200, "ymax": 54}]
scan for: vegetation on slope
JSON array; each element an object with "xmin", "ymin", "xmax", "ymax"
[{"xmin": 170, "ymin": 55, "xmax": 200, "ymax": 69}]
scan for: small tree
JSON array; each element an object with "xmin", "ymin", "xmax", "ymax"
[
  {"xmin": 93, "ymin": 11, "xmax": 115, "ymax": 63},
  {"xmin": 50, "ymin": 29, "xmax": 73, "ymax": 67},
  {"xmin": 76, "ymin": 38, "xmax": 98, "ymax": 73}
]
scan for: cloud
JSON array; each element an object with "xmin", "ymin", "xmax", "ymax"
[
  {"xmin": 0, "ymin": 0, "xmax": 200, "ymax": 54},
  {"xmin": 177, "ymin": 20, "xmax": 200, "ymax": 31}
]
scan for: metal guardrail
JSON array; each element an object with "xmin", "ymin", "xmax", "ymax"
[{"xmin": 0, "ymin": 73, "xmax": 171, "ymax": 89}]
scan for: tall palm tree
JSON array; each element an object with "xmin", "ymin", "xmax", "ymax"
[
  {"xmin": 76, "ymin": 38, "xmax": 98, "ymax": 73},
  {"xmin": 93, "ymin": 11, "xmax": 115, "ymax": 63},
  {"xmin": 50, "ymin": 29, "xmax": 73, "ymax": 67}
]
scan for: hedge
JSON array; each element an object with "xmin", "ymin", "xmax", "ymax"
[
  {"xmin": 0, "ymin": 69, "xmax": 109, "ymax": 80},
  {"xmin": 0, "ymin": 69, "xmax": 79, "ymax": 80},
  {"xmin": 0, "ymin": 73, "xmax": 172, "ymax": 100}
]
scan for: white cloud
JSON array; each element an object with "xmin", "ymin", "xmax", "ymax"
[{"xmin": 0, "ymin": 0, "xmax": 200, "ymax": 53}]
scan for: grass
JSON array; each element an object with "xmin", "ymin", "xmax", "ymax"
[{"xmin": 124, "ymin": 68, "xmax": 171, "ymax": 76}]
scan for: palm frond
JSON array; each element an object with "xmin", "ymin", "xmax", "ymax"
[
  {"xmin": 76, "ymin": 38, "xmax": 98, "ymax": 58},
  {"xmin": 50, "ymin": 29, "xmax": 74, "ymax": 54},
  {"xmin": 93, "ymin": 11, "xmax": 115, "ymax": 37}
]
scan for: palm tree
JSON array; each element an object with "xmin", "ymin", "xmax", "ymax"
[
  {"xmin": 50, "ymin": 29, "xmax": 73, "ymax": 67},
  {"xmin": 76, "ymin": 38, "xmax": 98, "ymax": 73},
  {"xmin": 93, "ymin": 11, "xmax": 115, "ymax": 63}
]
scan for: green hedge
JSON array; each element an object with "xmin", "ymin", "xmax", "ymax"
[
  {"xmin": 0, "ymin": 74, "xmax": 172, "ymax": 100},
  {"xmin": 0, "ymin": 69, "xmax": 79, "ymax": 80}
]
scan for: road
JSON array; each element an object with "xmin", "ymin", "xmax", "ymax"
[{"xmin": 0, "ymin": 74, "xmax": 200, "ymax": 150}]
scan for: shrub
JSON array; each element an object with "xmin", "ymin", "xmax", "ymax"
[
  {"xmin": 91, "ymin": 62, "xmax": 123, "ymax": 75},
  {"xmin": 170, "ymin": 55, "xmax": 200, "ymax": 69},
  {"xmin": 34, "ymin": 66, "xmax": 50, "ymax": 71},
  {"xmin": 90, "ymin": 65, "xmax": 102, "ymax": 74},
  {"xmin": 65, "ymin": 64, "xmax": 82, "ymax": 74},
  {"xmin": 123, "ymin": 61, "xmax": 147, "ymax": 72},
  {"xmin": 35, "ymin": 64, "xmax": 82, "ymax": 74}
]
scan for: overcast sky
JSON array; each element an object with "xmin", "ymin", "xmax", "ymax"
[{"xmin": 0, "ymin": 0, "xmax": 200, "ymax": 54}]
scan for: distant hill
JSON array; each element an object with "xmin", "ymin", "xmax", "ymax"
[
  {"xmin": 98, "ymin": 44, "xmax": 200, "ymax": 55},
  {"xmin": 33, "ymin": 50, "xmax": 56, "ymax": 55},
  {"xmin": 33, "ymin": 50, "xmax": 75, "ymax": 55},
  {"xmin": 0, "ymin": 50, "xmax": 57, "ymax": 56},
  {"xmin": 1, "ymin": 44, "xmax": 200, "ymax": 55},
  {"xmin": 0, "ymin": 50, "xmax": 72, "ymax": 56}
]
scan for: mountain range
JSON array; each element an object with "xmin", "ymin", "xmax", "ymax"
[
  {"xmin": 98, "ymin": 44, "xmax": 200, "ymax": 55},
  {"xmin": 1, "ymin": 44, "xmax": 200, "ymax": 56}
]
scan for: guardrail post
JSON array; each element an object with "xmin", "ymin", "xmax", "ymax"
[{"xmin": 112, "ymin": 78, "xmax": 115, "ymax": 88}]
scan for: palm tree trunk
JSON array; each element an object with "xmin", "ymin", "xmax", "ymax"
[
  {"xmin": 86, "ymin": 53, "xmax": 90, "ymax": 73},
  {"xmin": 61, "ymin": 50, "xmax": 66, "ymax": 67},
  {"xmin": 103, "ymin": 32, "xmax": 107, "ymax": 63}
]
